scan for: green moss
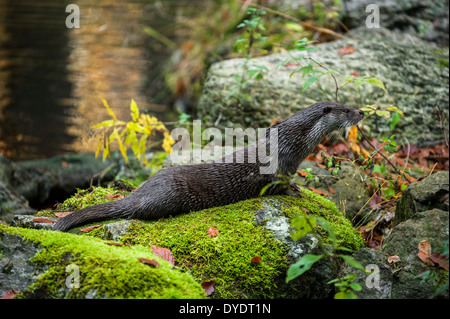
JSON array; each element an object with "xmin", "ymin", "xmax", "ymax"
[
  {"xmin": 0, "ymin": 224, "xmax": 205, "ymax": 299},
  {"xmin": 276, "ymin": 189, "xmax": 365, "ymax": 251},
  {"xmin": 58, "ymin": 186, "xmax": 131, "ymax": 211},
  {"xmin": 29, "ymin": 184, "xmax": 362, "ymax": 299}
]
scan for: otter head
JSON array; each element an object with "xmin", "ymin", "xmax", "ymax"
[{"xmin": 319, "ymin": 102, "xmax": 364, "ymax": 132}]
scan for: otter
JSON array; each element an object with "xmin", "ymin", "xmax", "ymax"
[{"xmin": 53, "ymin": 102, "xmax": 364, "ymax": 232}]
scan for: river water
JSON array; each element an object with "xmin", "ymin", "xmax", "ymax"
[{"xmin": 0, "ymin": 0, "xmax": 199, "ymax": 160}]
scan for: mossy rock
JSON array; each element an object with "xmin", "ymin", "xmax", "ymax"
[
  {"xmin": 39, "ymin": 185, "xmax": 364, "ymax": 299},
  {"xmin": 0, "ymin": 224, "xmax": 206, "ymax": 299}
]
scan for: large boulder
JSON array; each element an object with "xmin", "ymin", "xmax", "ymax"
[
  {"xmin": 198, "ymin": 27, "xmax": 449, "ymax": 145},
  {"xmin": 0, "ymin": 224, "xmax": 206, "ymax": 299},
  {"xmin": 395, "ymin": 171, "xmax": 449, "ymax": 225},
  {"xmin": 343, "ymin": 0, "xmax": 449, "ymax": 46},
  {"xmin": 6, "ymin": 186, "xmax": 364, "ymax": 299}
]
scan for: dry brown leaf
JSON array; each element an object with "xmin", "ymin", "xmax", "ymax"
[
  {"xmin": 79, "ymin": 225, "xmax": 102, "ymax": 233},
  {"xmin": 308, "ymin": 187, "xmax": 329, "ymax": 197},
  {"xmin": 138, "ymin": 257, "xmax": 160, "ymax": 268},
  {"xmin": 316, "ymin": 163, "xmax": 326, "ymax": 169},
  {"xmin": 1, "ymin": 290, "xmax": 20, "ymax": 299},
  {"xmin": 418, "ymin": 240, "xmax": 432, "ymax": 255},
  {"xmin": 201, "ymin": 280, "xmax": 215, "ymax": 296},
  {"xmin": 106, "ymin": 194, "xmax": 125, "ymax": 200},
  {"xmin": 338, "ymin": 45, "xmax": 355, "ymax": 55},
  {"xmin": 54, "ymin": 212, "xmax": 72, "ymax": 218},
  {"xmin": 251, "ymin": 256, "xmax": 262, "ymax": 263},
  {"xmin": 151, "ymin": 245, "xmax": 175, "ymax": 265},
  {"xmin": 297, "ymin": 170, "xmax": 309, "ymax": 177},
  {"xmin": 327, "ymin": 185, "xmax": 336, "ymax": 194},
  {"xmin": 387, "ymin": 255, "xmax": 401, "ymax": 263},
  {"xmin": 207, "ymin": 227, "xmax": 219, "ymax": 237},
  {"xmin": 429, "ymin": 253, "xmax": 449, "ymax": 270},
  {"xmin": 32, "ymin": 218, "xmax": 55, "ymax": 224}
]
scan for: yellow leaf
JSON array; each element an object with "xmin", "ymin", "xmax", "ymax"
[
  {"xmin": 101, "ymin": 99, "xmax": 117, "ymax": 121},
  {"xmin": 92, "ymin": 119, "xmax": 116, "ymax": 129},
  {"xmin": 130, "ymin": 99, "xmax": 139, "ymax": 122},
  {"xmin": 113, "ymin": 129, "xmax": 128, "ymax": 164},
  {"xmin": 162, "ymin": 131, "xmax": 175, "ymax": 154},
  {"xmin": 95, "ymin": 138, "xmax": 102, "ymax": 159},
  {"xmin": 102, "ymin": 140, "xmax": 110, "ymax": 162}
]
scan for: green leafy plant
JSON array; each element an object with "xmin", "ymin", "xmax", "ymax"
[
  {"xmin": 228, "ymin": 8, "xmax": 268, "ymax": 105},
  {"xmin": 286, "ymin": 212, "xmax": 367, "ymax": 299},
  {"xmin": 92, "ymin": 99, "xmax": 174, "ymax": 166}
]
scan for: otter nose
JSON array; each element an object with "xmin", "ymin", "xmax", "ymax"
[{"xmin": 359, "ymin": 110, "xmax": 364, "ymax": 117}]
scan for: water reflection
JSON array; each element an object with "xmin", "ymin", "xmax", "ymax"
[{"xmin": 0, "ymin": 0, "xmax": 183, "ymax": 160}]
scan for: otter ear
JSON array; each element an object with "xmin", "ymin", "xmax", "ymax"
[{"xmin": 323, "ymin": 105, "xmax": 332, "ymax": 114}]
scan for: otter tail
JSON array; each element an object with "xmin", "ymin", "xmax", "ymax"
[{"xmin": 52, "ymin": 199, "xmax": 133, "ymax": 232}]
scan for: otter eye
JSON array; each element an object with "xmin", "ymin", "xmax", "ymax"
[{"xmin": 345, "ymin": 109, "xmax": 350, "ymax": 113}]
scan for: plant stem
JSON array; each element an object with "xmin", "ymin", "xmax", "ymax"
[{"xmin": 357, "ymin": 126, "xmax": 412, "ymax": 183}]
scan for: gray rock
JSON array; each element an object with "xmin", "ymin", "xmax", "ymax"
[
  {"xmin": 341, "ymin": 208, "xmax": 449, "ymax": 299},
  {"xmin": 343, "ymin": 0, "xmax": 449, "ymax": 46},
  {"xmin": 10, "ymin": 215, "xmax": 56, "ymax": 230},
  {"xmin": 198, "ymin": 27, "xmax": 449, "ymax": 145},
  {"xmin": 0, "ymin": 233, "xmax": 44, "ymax": 297},
  {"xmin": 395, "ymin": 171, "xmax": 449, "ymax": 224}
]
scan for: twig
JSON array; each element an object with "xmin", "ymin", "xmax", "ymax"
[
  {"xmin": 357, "ymin": 126, "xmax": 412, "ymax": 183},
  {"xmin": 242, "ymin": 1, "xmax": 345, "ymax": 39}
]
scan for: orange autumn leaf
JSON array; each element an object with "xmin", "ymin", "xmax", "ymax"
[
  {"xmin": 251, "ymin": 256, "xmax": 262, "ymax": 263},
  {"xmin": 79, "ymin": 225, "xmax": 102, "ymax": 233},
  {"xmin": 151, "ymin": 245, "xmax": 175, "ymax": 265},
  {"xmin": 327, "ymin": 185, "xmax": 336, "ymax": 194},
  {"xmin": 387, "ymin": 255, "xmax": 401, "ymax": 263},
  {"xmin": 308, "ymin": 187, "xmax": 329, "ymax": 196},
  {"xmin": 138, "ymin": 257, "xmax": 160, "ymax": 268},
  {"xmin": 297, "ymin": 170, "xmax": 309, "ymax": 177},
  {"xmin": 316, "ymin": 163, "xmax": 326, "ymax": 169},
  {"xmin": 208, "ymin": 227, "xmax": 219, "ymax": 237},
  {"xmin": 338, "ymin": 45, "xmax": 355, "ymax": 55},
  {"xmin": 32, "ymin": 217, "xmax": 55, "ymax": 224},
  {"xmin": 54, "ymin": 212, "xmax": 72, "ymax": 218},
  {"xmin": 106, "ymin": 194, "xmax": 125, "ymax": 200}
]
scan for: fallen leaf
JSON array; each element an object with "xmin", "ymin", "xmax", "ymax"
[
  {"xmin": 429, "ymin": 253, "xmax": 449, "ymax": 270},
  {"xmin": 1, "ymin": 290, "xmax": 20, "ymax": 299},
  {"xmin": 418, "ymin": 240, "xmax": 432, "ymax": 255},
  {"xmin": 201, "ymin": 280, "xmax": 215, "ymax": 296},
  {"xmin": 417, "ymin": 252, "xmax": 435, "ymax": 266},
  {"xmin": 316, "ymin": 163, "xmax": 326, "ymax": 169},
  {"xmin": 282, "ymin": 62, "xmax": 300, "ymax": 67},
  {"xmin": 338, "ymin": 45, "xmax": 355, "ymax": 55},
  {"xmin": 79, "ymin": 225, "xmax": 102, "ymax": 233},
  {"xmin": 208, "ymin": 227, "xmax": 219, "ymax": 237},
  {"xmin": 138, "ymin": 258, "xmax": 160, "ymax": 268},
  {"xmin": 105, "ymin": 242, "xmax": 129, "ymax": 247},
  {"xmin": 308, "ymin": 187, "xmax": 329, "ymax": 196},
  {"xmin": 251, "ymin": 256, "xmax": 262, "ymax": 263},
  {"xmin": 106, "ymin": 194, "xmax": 125, "ymax": 200},
  {"xmin": 369, "ymin": 193, "xmax": 382, "ymax": 210},
  {"xmin": 327, "ymin": 185, "xmax": 336, "ymax": 194},
  {"xmin": 297, "ymin": 170, "xmax": 309, "ymax": 177},
  {"xmin": 387, "ymin": 255, "xmax": 401, "ymax": 263},
  {"xmin": 54, "ymin": 212, "xmax": 72, "ymax": 218},
  {"xmin": 151, "ymin": 245, "xmax": 175, "ymax": 265},
  {"xmin": 32, "ymin": 218, "xmax": 55, "ymax": 224},
  {"xmin": 350, "ymin": 72, "xmax": 359, "ymax": 77}
]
